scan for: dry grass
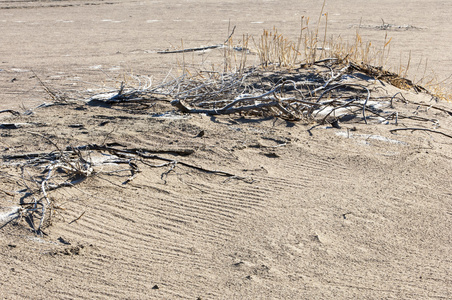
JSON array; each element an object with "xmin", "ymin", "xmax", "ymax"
[{"xmin": 222, "ymin": 11, "xmax": 450, "ymax": 102}]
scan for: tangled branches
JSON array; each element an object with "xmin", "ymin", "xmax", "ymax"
[
  {"xmin": 170, "ymin": 64, "xmax": 359, "ymax": 121},
  {"xmin": 165, "ymin": 62, "xmax": 438, "ymax": 124},
  {"xmin": 1, "ymin": 140, "xmax": 249, "ymax": 234},
  {"xmin": 88, "ymin": 60, "xmax": 437, "ymax": 126}
]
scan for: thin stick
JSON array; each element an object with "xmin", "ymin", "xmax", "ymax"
[
  {"xmin": 390, "ymin": 128, "xmax": 452, "ymax": 139},
  {"xmin": 408, "ymin": 102, "xmax": 452, "ymax": 116},
  {"xmin": 26, "ymin": 131, "xmax": 64, "ymax": 153},
  {"xmin": 31, "ymin": 70, "xmax": 64, "ymax": 102},
  {"xmin": 0, "ymin": 109, "xmax": 20, "ymax": 116},
  {"xmin": 157, "ymin": 44, "xmax": 224, "ymax": 54},
  {"xmin": 69, "ymin": 211, "xmax": 85, "ymax": 224},
  {"xmin": 157, "ymin": 26, "xmax": 236, "ymax": 55},
  {"xmin": 223, "ymin": 25, "xmax": 236, "ymax": 45}
]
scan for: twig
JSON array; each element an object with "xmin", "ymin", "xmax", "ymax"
[
  {"xmin": 123, "ymin": 161, "xmax": 140, "ymax": 184},
  {"xmin": 0, "ymin": 109, "xmax": 20, "ymax": 116},
  {"xmin": 158, "ymin": 26, "xmax": 237, "ymax": 55},
  {"xmin": 26, "ymin": 131, "xmax": 64, "ymax": 153},
  {"xmin": 407, "ymin": 101, "xmax": 452, "ymax": 116},
  {"xmin": 311, "ymin": 64, "xmax": 350, "ymax": 95},
  {"xmin": 389, "ymin": 128, "xmax": 452, "ymax": 139},
  {"xmin": 223, "ymin": 25, "xmax": 236, "ymax": 44},
  {"xmin": 69, "ymin": 211, "xmax": 85, "ymax": 224},
  {"xmin": 63, "ymin": 144, "xmax": 245, "ymax": 180},
  {"xmin": 68, "ymin": 144, "xmax": 194, "ymax": 156},
  {"xmin": 390, "ymin": 91, "xmax": 408, "ymax": 107},
  {"xmin": 137, "ymin": 152, "xmax": 240, "ymax": 178},
  {"xmin": 32, "ymin": 70, "xmax": 65, "ymax": 102},
  {"xmin": 158, "ymin": 44, "xmax": 224, "ymax": 54},
  {"xmin": 0, "ymin": 189, "xmax": 15, "ymax": 197},
  {"xmin": 299, "ymin": 57, "xmax": 339, "ymax": 68}
]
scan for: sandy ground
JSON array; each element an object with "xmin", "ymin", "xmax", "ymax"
[{"xmin": 1, "ymin": 0, "xmax": 452, "ymax": 299}]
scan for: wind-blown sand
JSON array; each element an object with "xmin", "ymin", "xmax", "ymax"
[{"xmin": 1, "ymin": 1, "xmax": 451, "ymax": 299}]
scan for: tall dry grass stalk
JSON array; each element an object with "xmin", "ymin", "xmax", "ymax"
[
  {"xmin": 253, "ymin": 14, "xmax": 396, "ymax": 70},
  {"xmin": 223, "ymin": 33, "xmax": 250, "ymax": 73},
  {"xmin": 254, "ymin": 27, "xmax": 300, "ymax": 68},
  {"xmin": 244, "ymin": 12, "xmax": 450, "ymax": 101},
  {"xmin": 250, "ymin": 11, "xmax": 393, "ymax": 70}
]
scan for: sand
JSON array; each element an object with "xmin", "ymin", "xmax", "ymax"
[{"xmin": 1, "ymin": 0, "xmax": 451, "ymax": 299}]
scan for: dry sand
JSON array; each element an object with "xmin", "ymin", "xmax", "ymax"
[{"xmin": 1, "ymin": 0, "xmax": 451, "ymax": 299}]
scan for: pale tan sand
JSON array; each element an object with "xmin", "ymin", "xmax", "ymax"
[{"xmin": 1, "ymin": 1, "xmax": 451, "ymax": 299}]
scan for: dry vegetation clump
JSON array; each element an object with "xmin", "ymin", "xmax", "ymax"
[
  {"xmin": 87, "ymin": 0, "xmax": 450, "ymax": 116},
  {"xmin": 116, "ymin": 12, "xmax": 448, "ymax": 123}
]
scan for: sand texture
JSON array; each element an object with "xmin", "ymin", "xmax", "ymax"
[{"xmin": 1, "ymin": 1, "xmax": 451, "ymax": 299}]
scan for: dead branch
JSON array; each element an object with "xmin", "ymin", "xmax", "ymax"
[
  {"xmin": 26, "ymin": 131, "xmax": 64, "ymax": 153},
  {"xmin": 223, "ymin": 25, "xmax": 237, "ymax": 44},
  {"xmin": 389, "ymin": 128, "xmax": 452, "ymax": 139},
  {"xmin": 0, "ymin": 109, "xmax": 20, "ymax": 116},
  {"xmin": 32, "ymin": 70, "xmax": 67, "ymax": 103},
  {"xmin": 298, "ymin": 57, "xmax": 339, "ymax": 68},
  {"xmin": 408, "ymin": 102, "xmax": 452, "ymax": 116},
  {"xmin": 0, "ymin": 122, "xmax": 47, "ymax": 129},
  {"xmin": 172, "ymin": 99, "xmax": 297, "ymax": 119},
  {"xmin": 158, "ymin": 44, "xmax": 225, "ymax": 54},
  {"xmin": 77, "ymin": 144, "xmax": 245, "ymax": 179},
  {"xmin": 158, "ymin": 26, "xmax": 237, "ymax": 54},
  {"xmin": 311, "ymin": 64, "xmax": 350, "ymax": 95},
  {"xmin": 68, "ymin": 144, "xmax": 195, "ymax": 156},
  {"xmin": 69, "ymin": 211, "xmax": 85, "ymax": 224}
]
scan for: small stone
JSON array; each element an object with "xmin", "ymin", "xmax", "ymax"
[
  {"xmin": 195, "ymin": 130, "xmax": 205, "ymax": 138},
  {"xmin": 58, "ymin": 237, "xmax": 71, "ymax": 245},
  {"xmin": 331, "ymin": 119, "xmax": 341, "ymax": 129},
  {"xmin": 233, "ymin": 261, "xmax": 244, "ymax": 267}
]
